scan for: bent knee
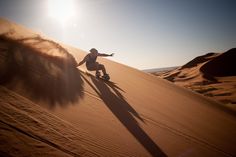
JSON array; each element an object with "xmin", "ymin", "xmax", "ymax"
[{"xmin": 98, "ymin": 64, "xmax": 105, "ymax": 68}]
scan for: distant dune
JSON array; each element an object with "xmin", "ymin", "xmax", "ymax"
[
  {"xmin": 156, "ymin": 48, "xmax": 236, "ymax": 111},
  {"xmin": 200, "ymin": 48, "xmax": 236, "ymax": 77},
  {"xmin": 143, "ymin": 66, "xmax": 179, "ymax": 73},
  {"xmin": 1, "ymin": 18, "xmax": 236, "ymax": 157}
]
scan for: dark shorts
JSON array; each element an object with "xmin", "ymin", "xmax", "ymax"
[{"xmin": 86, "ymin": 62, "xmax": 98, "ymax": 71}]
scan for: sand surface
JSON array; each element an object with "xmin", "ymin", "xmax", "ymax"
[
  {"xmin": 1, "ymin": 18, "xmax": 236, "ymax": 157},
  {"xmin": 156, "ymin": 50, "xmax": 236, "ymax": 112}
]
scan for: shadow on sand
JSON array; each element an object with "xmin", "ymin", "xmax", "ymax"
[
  {"xmin": 0, "ymin": 33, "xmax": 167, "ymax": 156},
  {"xmin": 81, "ymin": 74, "xmax": 167, "ymax": 157}
]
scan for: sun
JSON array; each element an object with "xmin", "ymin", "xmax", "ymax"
[{"xmin": 48, "ymin": 0, "xmax": 76, "ymax": 24}]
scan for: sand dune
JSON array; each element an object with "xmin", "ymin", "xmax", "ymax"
[
  {"xmin": 1, "ymin": 18, "xmax": 236, "ymax": 157},
  {"xmin": 200, "ymin": 48, "xmax": 236, "ymax": 77},
  {"xmin": 156, "ymin": 49, "xmax": 236, "ymax": 112}
]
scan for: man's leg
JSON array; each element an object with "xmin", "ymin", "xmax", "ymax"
[
  {"xmin": 87, "ymin": 62, "xmax": 107, "ymax": 75},
  {"xmin": 97, "ymin": 63, "xmax": 107, "ymax": 75}
]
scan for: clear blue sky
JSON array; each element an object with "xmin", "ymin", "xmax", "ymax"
[{"xmin": 0, "ymin": 0, "xmax": 235, "ymax": 69}]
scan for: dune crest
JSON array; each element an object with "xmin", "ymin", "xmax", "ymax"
[{"xmin": 157, "ymin": 48, "xmax": 236, "ymax": 111}]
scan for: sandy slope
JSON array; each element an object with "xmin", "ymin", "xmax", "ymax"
[
  {"xmin": 156, "ymin": 50, "xmax": 236, "ymax": 111},
  {"xmin": 0, "ymin": 18, "xmax": 236, "ymax": 157}
]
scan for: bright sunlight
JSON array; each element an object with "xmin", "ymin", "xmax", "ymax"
[{"xmin": 48, "ymin": 0, "xmax": 76, "ymax": 24}]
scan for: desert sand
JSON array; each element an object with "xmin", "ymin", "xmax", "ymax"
[
  {"xmin": 156, "ymin": 49, "xmax": 236, "ymax": 112},
  {"xmin": 0, "ymin": 18, "xmax": 236, "ymax": 157}
]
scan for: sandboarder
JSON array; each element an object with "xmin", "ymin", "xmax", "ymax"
[{"xmin": 77, "ymin": 48, "xmax": 114, "ymax": 80}]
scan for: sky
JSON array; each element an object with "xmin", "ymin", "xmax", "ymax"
[{"xmin": 0, "ymin": 0, "xmax": 235, "ymax": 70}]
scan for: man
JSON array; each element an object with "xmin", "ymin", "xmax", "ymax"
[{"xmin": 77, "ymin": 48, "xmax": 114, "ymax": 79}]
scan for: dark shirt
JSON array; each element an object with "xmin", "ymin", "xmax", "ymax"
[{"xmin": 86, "ymin": 54, "xmax": 97, "ymax": 66}]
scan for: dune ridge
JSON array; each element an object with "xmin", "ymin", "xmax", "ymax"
[
  {"xmin": 200, "ymin": 48, "xmax": 236, "ymax": 77},
  {"xmin": 156, "ymin": 48, "xmax": 236, "ymax": 111}
]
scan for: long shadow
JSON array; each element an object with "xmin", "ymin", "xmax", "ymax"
[
  {"xmin": 1, "ymin": 33, "xmax": 166, "ymax": 156},
  {"xmin": 81, "ymin": 74, "xmax": 167, "ymax": 157},
  {"xmin": 0, "ymin": 34, "xmax": 84, "ymax": 108}
]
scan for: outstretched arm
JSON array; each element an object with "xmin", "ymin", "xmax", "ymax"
[
  {"xmin": 77, "ymin": 56, "xmax": 87, "ymax": 67},
  {"xmin": 98, "ymin": 53, "xmax": 114, "ymax": 57}
]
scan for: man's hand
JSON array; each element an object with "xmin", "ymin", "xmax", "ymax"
[
  {"xmin": 76, "ymin": 62, "xmax": 81, "ymax": 67},
  {"xmin": 110, "ymin": 53, "xmax": 114, "ymax": 57}
]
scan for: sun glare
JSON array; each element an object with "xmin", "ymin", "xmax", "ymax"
[{"xmin": 48, "ymin": 0, "xmax": 76, "ymax": 24}]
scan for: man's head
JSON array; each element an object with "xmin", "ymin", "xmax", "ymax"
[{"xmin": 90, "ymin": 48, "xmax": 98, "ymax": 57}]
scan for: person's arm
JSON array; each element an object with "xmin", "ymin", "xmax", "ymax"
[
  {"xmin": 98, "ymin": 53, "xmax": 114, "ymax": 57},
  {"xmin": 77, "ymin": 56, "xmax": 88, "ymax": 67}
]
